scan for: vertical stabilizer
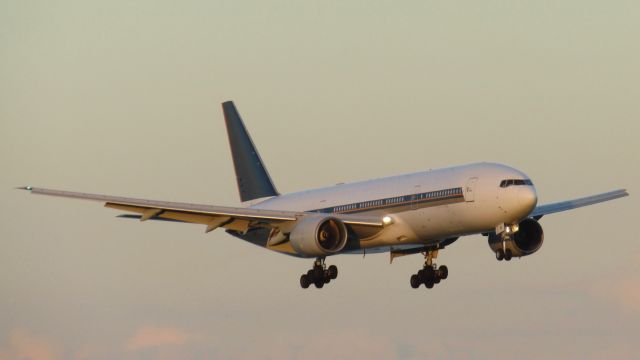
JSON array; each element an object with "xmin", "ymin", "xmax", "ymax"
[{"xmin": 222, "ymin": 101, "xmax": 279, "ymax": 202}]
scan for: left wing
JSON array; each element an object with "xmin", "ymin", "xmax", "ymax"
[
  {"xmin": 19, "ymin": 186, "xmax": 385, "ymax": 233},
  {"xmin": 530, "ymin": 189, "xmax": 628, "ymax": 219}
]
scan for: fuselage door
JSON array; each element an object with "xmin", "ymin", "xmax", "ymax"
[{"xmin": 464, "ymin": 177, "xmax": 478, "ymax": 202}]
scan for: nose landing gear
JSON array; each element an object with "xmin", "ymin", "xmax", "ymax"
[
  {"xmin": 410, "ymin": 250, "xmax": 448, "ymax": 289},
  {"xmin": 300, "ymin": 257, "xmax": 338, "ymax": 289},
  {"xmin": 495, "ymin": 227, "xmax": 515, "ymax": 261}
]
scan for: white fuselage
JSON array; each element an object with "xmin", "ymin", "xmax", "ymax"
[{"xmin": 252, "ymin": 163, "xmax": 538, "ymax": 253}]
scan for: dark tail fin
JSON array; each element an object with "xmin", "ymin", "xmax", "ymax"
[{"xmin": 222, "ymin": 101, "xmax": 279, "ymax": 202}]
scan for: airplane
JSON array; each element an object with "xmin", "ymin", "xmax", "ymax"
[{"xmin": 20, "ymin": 101, "xmax": 629, "ymax": 290}]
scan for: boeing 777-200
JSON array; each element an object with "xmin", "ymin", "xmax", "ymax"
[{"xmin": 21, "ymin": 101, "xmax": 629, "ymax": 289}]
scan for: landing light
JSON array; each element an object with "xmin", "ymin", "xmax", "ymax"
[
  {"xmin": 382, "ymin": 216, "xmax": 393, "ymax": 225},
  {"xmin": 505, "ymin": 226, "xmax": 511, "ymax": 234}
]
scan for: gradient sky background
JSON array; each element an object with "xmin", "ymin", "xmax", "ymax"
[{"xmin": 1, "ymin": 1, "xmax": 639, "ymax": 359}]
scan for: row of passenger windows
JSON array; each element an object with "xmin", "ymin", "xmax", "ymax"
[
  {"xmin": 500, "ymin": 179, "xmax": 533, "ymax": 188},
  {"xmin": 325, "ymin": 187, "xmax": 463, "ymax": 213},
  {"xmin": 416, "ymin": 188, "xmax": 462, "ymax": 200}
]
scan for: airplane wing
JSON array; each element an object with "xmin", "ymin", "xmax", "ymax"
[
  {"xmin": 530, "ymin": 189, "xmax": 628, "ymax": 219},
  {"xmin": 19, "ymin": 187, "xmax": 385, "ymax": 233}
]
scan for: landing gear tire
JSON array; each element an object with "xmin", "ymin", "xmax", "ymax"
[
  {"xmin": 425, "ymin": 280, "xmax": 434, "ymax": 289},
  {"xmin": 422, "ymin": 268, "xmax": 434, "ymax": 283},
  {"xmin": 313, "ymin": 267, "xmax": 324, "ymax": 280},
  {"xmin": 438, "ymin": 265, "xmax": 448, "ymax": 280},
  {"xmin": 328, "ymin": 265, "xmax": 338, "ymax": 280},
  {"xmin": 410, "ymin": 274, "xmax": 420, "ymax": 289},
  {"xmin": 300, "ymin": 274, "xmax": 310, "ymax": 289},
  {"xmin": 504, "ymin": 249, "xmax": 513, "ymax": 261},
  {"xmin": 496, "ymin": 249, "xmax": 505, "ymax": 261},
  {"xmin": 314, "ymin": 279, "xmax": 324, "ymax": 288}
]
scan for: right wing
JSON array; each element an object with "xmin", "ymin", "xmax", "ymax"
[
  {"xmin": 20, "ymin": 187, "xmax": 385, "ymax": 234},
  {"xmin": 530, "ymin": 189, "xmax": 629, "ymax": 219}
]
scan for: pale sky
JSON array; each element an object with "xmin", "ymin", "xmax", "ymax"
[{"xmin": 1, "ymin": 1, "xmax": 639, "ymax": 359}]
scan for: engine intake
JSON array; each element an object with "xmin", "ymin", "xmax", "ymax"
[
  {"xmin": 290, "ymin": 216, "xmax": 349, "ymax": 257},
  {"xmin": 489, "ymin": 218, "xmax": 544, "ymax": 258}
]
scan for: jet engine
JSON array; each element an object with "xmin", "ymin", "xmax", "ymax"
[
  {"xmin": 289, "ymin": 216, "xmax": 349, "ymax": 257},
  {"xmin": 489, "ymin": 218, "xmax": 544, "ymax": 259}
]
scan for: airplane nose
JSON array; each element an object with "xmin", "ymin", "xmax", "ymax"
[{"xmin": 520, "ymin": 186, "xmax": 538, "ymax": 214}]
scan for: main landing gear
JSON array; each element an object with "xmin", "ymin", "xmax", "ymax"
[
  {"xmin": 410, "ymin": 249, "xmax": 448, "ymax": 289},
  {"xmin": 300, "ymin": 257, "xmax": 338, "ymax": 289}
]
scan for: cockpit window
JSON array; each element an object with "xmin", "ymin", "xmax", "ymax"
[{"xmin": 500, "ymin": 179, "xmax": 533, "ymax": 188}]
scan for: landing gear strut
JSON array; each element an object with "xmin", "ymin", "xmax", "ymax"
[
  {"xmin": 410, "ymin": 249, "xmax": 448, "ymax": 289},
  {"xmin": 300, "ymin": 257, "xmax": 338, "ymax": 289}
]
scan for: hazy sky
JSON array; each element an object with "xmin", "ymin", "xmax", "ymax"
[{"xmin": 1, "ymin": 1, "xmax": 639, "ymax": 359}]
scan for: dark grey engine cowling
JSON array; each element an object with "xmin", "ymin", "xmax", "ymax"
[
  {"xmin": 488, "ymin": 218, "xmax": 544, "ymax": 257},
  {"xmin": 290, "ymin": 216, "xmax": 349, "ymax": 257}
]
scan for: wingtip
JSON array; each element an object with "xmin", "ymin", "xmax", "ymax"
[
  {"xmin": 611, "ymin": 188, "xmax": 629, "ymax": 198},
  {"xmin": 16, "ymin": 186, "xmax": 33, "ymax": 191}
]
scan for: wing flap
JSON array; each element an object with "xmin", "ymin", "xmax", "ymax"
[{"xmin": 105, "ymin": 203, "xmax": 220, "ymax": 225}]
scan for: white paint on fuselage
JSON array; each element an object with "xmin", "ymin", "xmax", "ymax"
[{"xmin": 252, "ymin": 162, "xmax": 537, "ymax": 251}]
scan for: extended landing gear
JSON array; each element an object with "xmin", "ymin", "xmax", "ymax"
[
  {"xmin": 410, "ymin": 250, "xmax": 448, "ymax": 289},
  {"xmin": 496, "ymin": 231, "xmax": 513, "ymax": 261},
  {"xmin": 300, "ymin": 257, "xmax": 338, "ymax": 289}
]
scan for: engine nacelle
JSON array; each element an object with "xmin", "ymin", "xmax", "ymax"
[
  {"xmin": 489, "ymin": 218, "xmax": 544, "ymax": 258},
  {"xmin": 289, "ymin": 216, "xmax": 349, "ymax": 257}
]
